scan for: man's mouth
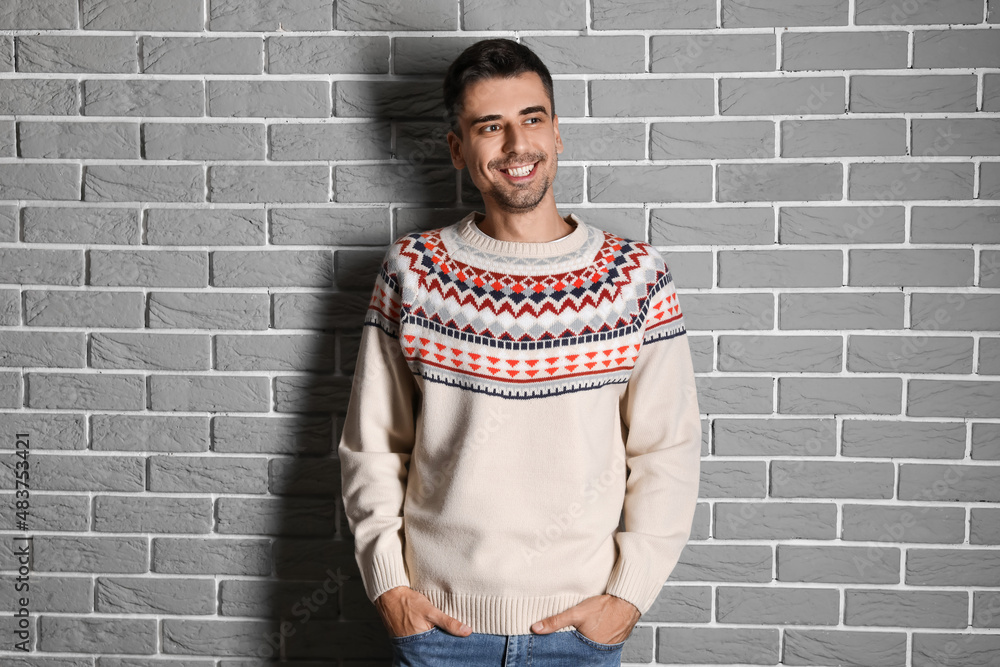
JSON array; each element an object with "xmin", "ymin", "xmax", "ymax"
[{"xmin": 499, "ymin": 161, "xmax": 538, "ymax": 179}]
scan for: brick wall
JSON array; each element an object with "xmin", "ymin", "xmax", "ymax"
[{"xmin": 1, "ymin": 0, "xmax": 998, "ymax": 664}]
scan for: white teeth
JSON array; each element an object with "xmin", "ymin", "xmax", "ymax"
[{"xmin": 505, "ymin": 163, "xmax": 534, "ymax": 177}]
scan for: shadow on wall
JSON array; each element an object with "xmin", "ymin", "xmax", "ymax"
[{"xmin": 278, "ymin": 39, "xmax": 477, "ymax": 664}]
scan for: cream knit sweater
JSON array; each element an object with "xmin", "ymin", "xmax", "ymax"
[{"xmin": 337, "ymin": 210, "xmax": 701, "ymax": 635}]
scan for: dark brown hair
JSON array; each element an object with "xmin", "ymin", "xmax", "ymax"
[{"xmin": 443, "ymin": 38, "xmax": 555, "ymax": 138}]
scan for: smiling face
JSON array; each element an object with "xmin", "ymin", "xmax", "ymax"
[{"xmin": 446, "ymin": 72, "xmax": 563, "ymax": 215}]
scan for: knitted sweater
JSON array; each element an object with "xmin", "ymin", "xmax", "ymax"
[{"xmin": 337, "ymin": 210, "xmax": 701, "ymax": 635}]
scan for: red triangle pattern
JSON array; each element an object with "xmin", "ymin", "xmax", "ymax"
[{"xmin": 401, "ymin": 334, "xmax": 642, "ymax": 383}]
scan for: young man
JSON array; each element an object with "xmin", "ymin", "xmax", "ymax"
[{"xmin": 338, "ymin": 38, "xmax": 701, "ymax": 666}]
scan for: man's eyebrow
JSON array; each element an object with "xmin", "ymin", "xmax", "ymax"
[{"xmin": 469, "ymin": 105, "xmax": 549, "ymax": 127}]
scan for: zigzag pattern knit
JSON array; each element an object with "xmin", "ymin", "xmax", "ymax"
[{"xmin": 367, "ymin": 213, "xmax": 685, "ymax": 398}]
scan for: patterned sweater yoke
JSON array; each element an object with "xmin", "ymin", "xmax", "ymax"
[{"xmin": 376, "ymin": 212, "xmax": 686, "ymax": 398}]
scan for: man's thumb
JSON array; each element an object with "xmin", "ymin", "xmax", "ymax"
[
  {"xmin": 438, "ymin": 612, "xmax": 473, "ymax": 636},
  {"xmin": 531, "ymin": 613, "xmax": 566, "ymax": 633}
]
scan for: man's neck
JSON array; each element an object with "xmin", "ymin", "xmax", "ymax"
[{"xmin": 474, "ymin": 204, "xmax": 575, "ymax": 244}]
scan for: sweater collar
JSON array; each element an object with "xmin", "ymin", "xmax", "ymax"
[{"xmin": 456, "ymin": 210, "xmax": 589, "ymax": 258}]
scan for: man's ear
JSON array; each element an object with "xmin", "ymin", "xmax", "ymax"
[
  {"xmin": 553, "ymin": 114, "xmax": 563, "ymax": 155},
  {"xmin": 447, "ymin": 130, "xmax": 466, "ymax": 170}
]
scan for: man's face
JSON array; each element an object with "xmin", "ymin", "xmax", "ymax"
[{"xmin": 447, "ymin": 72, "xmax": 563, "ymax": 214}]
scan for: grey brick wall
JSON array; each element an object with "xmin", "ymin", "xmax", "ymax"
[{"xmin": 0, "ymin": 1, "xmax": 998, "ymax": 665}]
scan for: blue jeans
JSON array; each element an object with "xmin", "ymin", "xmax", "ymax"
[{"xmin": 389, "ymin": 627, "xmax": 626, "ymax": 666}]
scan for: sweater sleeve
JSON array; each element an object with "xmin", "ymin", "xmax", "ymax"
[
  {"xmin": 604, "ymin": 253, "xmax": 702, "ymax": 615},
  {"xmin": 337, "ymin": 246, "xmax": 419, "ymax": 603}
]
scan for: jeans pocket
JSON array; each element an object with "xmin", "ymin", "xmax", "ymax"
[
  {"xmin": 390, "ymin": 627, "xmax": 441, "ymax": 644},
  {"xmin": 571, "ymin": 628, "xmax": 626, "ymax": 651}
]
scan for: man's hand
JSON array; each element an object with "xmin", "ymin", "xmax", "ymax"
[
  {"xmin": 374, "ymin": 586, "xmax": 474, "ymax": 638},
  {"xmin": 530, "ymin": 594, "xmax": 641, "ymax": 645}
]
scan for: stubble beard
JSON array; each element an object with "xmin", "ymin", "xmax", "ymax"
[{"xmin": 483, "ymin": 157, "xmax": 554, "ymax": 213}]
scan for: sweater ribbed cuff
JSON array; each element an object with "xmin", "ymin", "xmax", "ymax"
[
  {"xmin": 364, "ymin": 550, "xmax": 411, "ymax": 603},
  {"xmin": 604, "ymin": 556, "xmax": 664, "ymax": 616}
]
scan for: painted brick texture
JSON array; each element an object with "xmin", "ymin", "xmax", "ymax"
[{"xmin": 0, "ymin": 0, "xmax": 998, "ymax": 664}]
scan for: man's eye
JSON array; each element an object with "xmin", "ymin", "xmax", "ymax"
[{"xmin": 484, "ymin": 118, "xmax": 541, "ymax": 133}]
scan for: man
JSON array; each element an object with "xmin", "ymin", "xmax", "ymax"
[{"xmin": 338, "ymin": 38, "xmax": 701, "ymax": 666}]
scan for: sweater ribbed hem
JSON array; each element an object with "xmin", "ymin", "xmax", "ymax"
[
  {"xmin": 457, "ymin": 211, "xmax": 587, "ymax": 258},
  {"xmin": 364, "ymin": 550, "xmax": 411, "ymax": 602},
  {"xmin": 417, "ymin": 589, "xmax": 584, "ymax": 635},
  {"xmin": 604, "ymin": 556, "xmax": 664, "ymax": 616}
]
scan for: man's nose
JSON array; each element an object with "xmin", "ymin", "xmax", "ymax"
[{"xmin": 502, "ymin": 122, "xmax": 531, "ymax": 155}]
